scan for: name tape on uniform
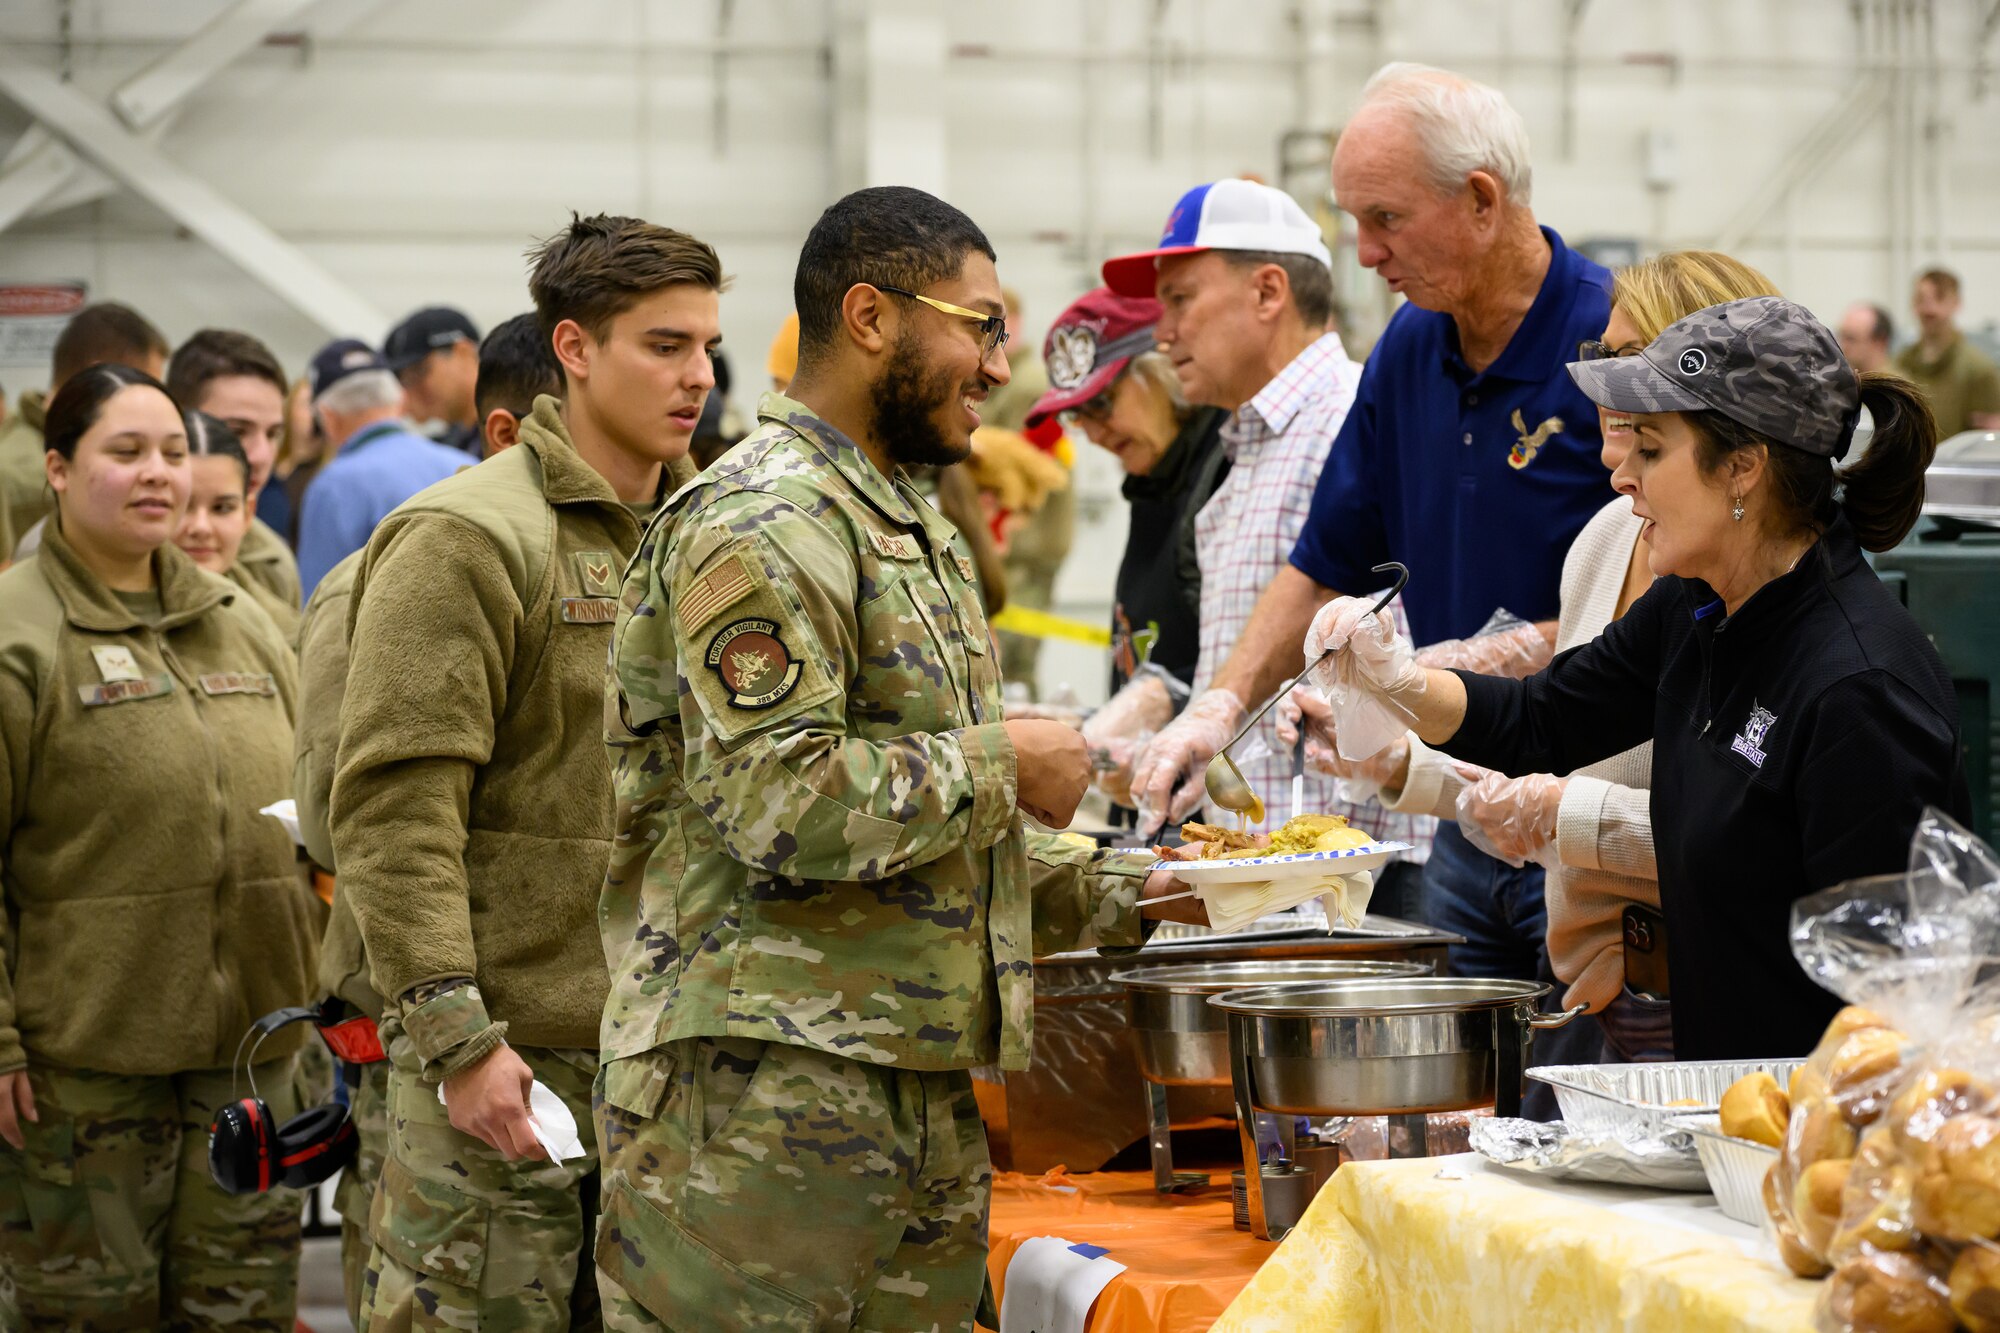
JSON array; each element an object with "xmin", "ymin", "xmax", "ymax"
[
  {"xmin": 199, "ymin": 672, "xmax": 277, "ymax": 697},
  {"xmin": 561, "ymin": 597, "xmax": 620, "ymax": 624},
  {"xmin": 78, "ymin": 673, "xmax": 173, "ymax": 707},
  {"xmin": 869, "ymin": 531, "xmax": 923, "ymax": 561}
]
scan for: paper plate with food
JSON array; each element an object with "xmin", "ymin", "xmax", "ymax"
[
  {"xmin": 1166, "ymin": 814, "xmax": 1411, "ymax": 883},
  {"xmin": 1157, "ymin": 815, "xmax": 1412, "ymax": 934}
]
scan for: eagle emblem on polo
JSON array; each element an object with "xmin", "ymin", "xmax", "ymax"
[
  {"xmin": 707, "ymin": 618, "xmax": 801, "ymax": 709},
  {"xmin": 1508, "ymin": 411, "xmax": 1563, "ymax": 470},
  {"xmin": 1731, "ymin": 702, "xmax": 1778, "ymax": 768},
  {"xmin": 1047, "ymin": 324, "xmax": 1101, "ymax": 391}
]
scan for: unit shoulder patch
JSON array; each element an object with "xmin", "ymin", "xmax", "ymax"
[{"xmin": 706, "ymin": 618, "xmax": 802, "ymax": 709}]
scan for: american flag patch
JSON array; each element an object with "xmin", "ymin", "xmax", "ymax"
[{"xmin": 678, "ymin": 553, "xmax": 755, "ymax": 630}]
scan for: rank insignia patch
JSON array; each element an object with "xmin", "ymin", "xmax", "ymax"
[
  {"xmin": 575, "ymin": 550, "xmax": 619, "ymax": 597},
  {"xmin": 707, "ymin": 618, "xmax": 802, "ymax": 709}
]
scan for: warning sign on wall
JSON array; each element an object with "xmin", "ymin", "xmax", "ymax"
[{"xmin": 0, "ymin": 282, "xmax": 87, "ymax": 370}]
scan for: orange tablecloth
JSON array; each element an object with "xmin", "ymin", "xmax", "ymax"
[{"xmin": 984, "ymin": 1168, "xmax": 1270, "ymax": 1333}]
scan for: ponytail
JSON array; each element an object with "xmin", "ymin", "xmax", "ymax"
[{"xmin": 1839, "ymin": 372, "xmax": 1938, "ymax": 553}]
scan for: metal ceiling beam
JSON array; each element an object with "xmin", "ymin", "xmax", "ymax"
[
  {"xmin": 0, "ymin": 58, "xmax": 385, "ymax": 336},
  {"xmin": 111, "ymin": 0, "xmax": 321, "ymax": 131},
  {"xmin": 0, "ymin": 127, "xmax": 83, "ymax": 231}
]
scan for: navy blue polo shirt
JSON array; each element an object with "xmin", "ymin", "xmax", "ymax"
[{"xmin": 1290, "ymin": 227, "xmax": 1614, "ymax": 645}]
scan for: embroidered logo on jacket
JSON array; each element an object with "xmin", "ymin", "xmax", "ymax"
[
  {"xmin": 1731, "ymin": 703, "xmax": 1778, "ymax": 768},
  {"xmin": 1508, "ymin": 411, "xmax": 1564, "ymax": 470}
]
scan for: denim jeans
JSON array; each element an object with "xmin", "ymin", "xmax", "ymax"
[
  {"xmin": 1423, "ymin": 823, "xmax": 1599, "ymax": 1119},
  {"xmin": 1421, "ymin": 821, "xmax": 1548, "ymax": 981},
  {"xmin": 1597, "ymin": 987, "xmax": 1676, "ymax": 1063}
]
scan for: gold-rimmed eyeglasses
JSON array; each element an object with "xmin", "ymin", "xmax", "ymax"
[{"xmin": 875, "ymin": 285, "xmax": 1010, "ymax": 361}]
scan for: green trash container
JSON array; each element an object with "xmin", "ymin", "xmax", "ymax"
[{"xmin": 1874, "ymin": 515, "xmax": 2000, "ymax": 843}]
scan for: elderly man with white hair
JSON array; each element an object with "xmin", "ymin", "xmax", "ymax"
[
  {"xmin": 295, "ymin": 337, "xmax": 468, "ymax": 593},
  {"xmin": 1133, "ymin": 63, "xmax": 1614, "ymax": 1002}
]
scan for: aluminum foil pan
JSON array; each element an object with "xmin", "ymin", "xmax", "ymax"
[
  {"xmin": 1671, "ymin": 1114, "xmax": 1781, "ymax": 1227},
  {"xmin": 1469, "ymin": 1116, "xmax": 1711, "ymax": 1191},
  {"xmin": 1529, "ymin": 1060, "xmax": 1807, "ymax": 1137}
]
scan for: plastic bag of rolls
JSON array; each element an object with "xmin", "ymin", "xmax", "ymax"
[{"xmin": 1760, "ymin": 810, "xmax": 2000, "ymax": 1332}]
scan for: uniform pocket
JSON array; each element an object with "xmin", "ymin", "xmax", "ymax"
[
  {"xmin": 596, "ymin": 1175, "xmax": 817, "ymax": 1331},
  {"xmin": 366, "ymin": 1154, "xmax": 490, "ymax": 1290},
  {"xmin": 688, "ymin": 1037, "xmax": 766, "ymax": 1158},
  {"xmin": 0, "ymin": 1107, "xmax": 115, "ymax": 1278}
]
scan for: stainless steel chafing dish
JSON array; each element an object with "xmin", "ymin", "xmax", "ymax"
[
  {"xmin": 1210, "ymin": 977, "xmax": 1584, "ymax": 1239},
  {"xmin": 1109, "ymin": 958, "xmax": 1433, "ymax": 1191}
]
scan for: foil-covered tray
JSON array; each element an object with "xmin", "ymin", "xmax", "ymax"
[
  {"xmin": 1469, "ymin": 1116, "xmax": 1711, "ymax": 1190},
  {"xmin": 1671, "ymin": 1114, "xmax": 1781, "ymax": 1227},
  {"xmin": 1529, "ymin": 1060, "xmax": 1807, "ymax": 1137}
]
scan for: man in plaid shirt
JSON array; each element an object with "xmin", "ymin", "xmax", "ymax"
[{"xmin": 1102, "ymin": 179, "xmax": 1434, "ymax": 918}]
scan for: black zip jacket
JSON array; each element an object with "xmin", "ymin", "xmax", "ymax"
[
  {"xmin": 1447, "ymin": 513, "xmax": 1968, "ymax": 1059},
  {"xmin": 1109, "ymin": 407, "xmax": 1229, "ymax": 693}
]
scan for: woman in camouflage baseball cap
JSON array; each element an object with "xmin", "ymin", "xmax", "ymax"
[{"xmin": 1293, "ymin": 294, "xmax": 1968, "ymax": 1060}]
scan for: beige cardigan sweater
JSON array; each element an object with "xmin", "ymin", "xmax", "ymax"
[{"xmin": 1382, "ymin": 495, "xmax": 1658, "ymax": 1011}]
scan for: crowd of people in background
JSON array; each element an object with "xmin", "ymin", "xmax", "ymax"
[{"xmin": 0, "ymin": 56, "xmax": 1988, "ymax": 1333}]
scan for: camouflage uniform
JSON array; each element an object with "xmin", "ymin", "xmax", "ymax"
[
  {"xmin": 596, "ymin": 393, "xmax": 1154, "ymax": 1331},
  {"xmin": 0, "ymin": 1059, "xmax": 309, "ymax": 1333},
  {"xmin": 357, "ymin": 1027, "xmax": 599, "ymax": 1332}
]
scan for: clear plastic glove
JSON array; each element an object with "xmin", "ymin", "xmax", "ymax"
[
  {"xmin": 1130, "ymin": 687, "xmax": 1244, "ymax": 832},
  {"xmin": 1275, "ymin": 687, "xmax": 1410, "ymax": 788},
  {"xmin": 1455, "ymin": 769, "xmax": 1566, "ymax": 869},
  {"xmin": 1302, "ymin": 598, "xmax": 1424, "ymax": 761},
  {"xmin": 1081, "ymin": 669, "xmax": 1181, "ymax": 807},
  {"xmin": 1416, "ymin": 616, "xmax": 1555, "ymax": 680}
]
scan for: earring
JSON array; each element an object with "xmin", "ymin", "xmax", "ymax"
[{"xmin": 1731, "ymin": 497, "xmax": 1745, "ymax": 522}]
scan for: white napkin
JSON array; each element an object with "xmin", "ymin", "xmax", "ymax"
[
  {"xmin": 259, "ymin": 799, "xmax": 305, "ymax": 849},
  {"xmin": 1196, "ymin": 869, "xmax": 1375, "ymax": 934},
  {"xmin": 1000, "ymin": 1236, "xmax": 1127, "ymax": 1333},
  {"xmin": 436, "ymin": 1078, "xmax": 588, "ymax": 1162}
]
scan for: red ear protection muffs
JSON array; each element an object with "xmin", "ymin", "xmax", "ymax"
[{"xmin": 208, "ymin": 1006, "xmax": 361, "ymax": 1196}]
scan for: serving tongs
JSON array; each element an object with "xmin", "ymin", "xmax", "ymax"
[{"xmin": 1202, "ymin": 561, "xmax": 1409, "ymax": 823}]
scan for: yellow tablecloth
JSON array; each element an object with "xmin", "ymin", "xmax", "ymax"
[{"xmin": 1215, "ymin": 1154, "xmax": 1822, "ymax": 1333}]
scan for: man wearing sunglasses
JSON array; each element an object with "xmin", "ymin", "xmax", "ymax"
[{"xmin": 595, "ymin": 185, "xmax": 1200, "ymax": 1331}]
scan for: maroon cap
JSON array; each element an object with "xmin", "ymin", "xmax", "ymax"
[{"xmin": 1024, "ymin": 288, "xmax": 1162, "ymax": 427}]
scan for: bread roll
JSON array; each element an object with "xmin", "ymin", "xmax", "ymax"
[
  {"xmin": 1950, "ymin": 1244, "xmax": 2000, "ymax": 1333},
  {"xmin": 1722, "ymin": 1071, "xmax": 1791, "ymax": 1148},
  {"xmin": 1822, "ymin": 1250, "xmax": 1956, "ymax": 1333},
  {"xmin": 1833, "ymin": 1127, "xmax": 1920, "ymax": 1259},
  {"xmin": 1764, "ymin": 1161, "xmax": 1831, "ymax": 1278},
  {"xmin": 1890, "ymin": 1067, "xmax": 1995, "ymax": 1158},
  {"xmin": 1791, "ymin": 1100, "xmax": 1861, "ymax": 1168},
  {"xmin": 1795, "ymin": 1157, "xmax": 1855, "ymax": 1258},
  {"xmin": 1915, "ymin": 1114, "xmax": 2000, "ymax": 1242},
  {"xmin": 1830, "ymin": 1028, "xmax": 1910, "ymax": 1125}
]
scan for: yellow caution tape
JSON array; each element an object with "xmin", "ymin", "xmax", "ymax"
[{"xmin": 991, "ymin": 604, "xmax": 1111, "ymax": 647}]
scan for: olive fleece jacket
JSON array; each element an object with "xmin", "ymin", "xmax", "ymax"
[
  {"xmin": 236, "ymin": 516, "xmax": 303, "ymax": 611},
  {"xmin": 0, "ymin": 522, "xmax": 314, "ymax": 1075},
  {"xmin": 293, "ymin": 551, "xmax": 376, "ymax": 1015},
  {"xmin": 331, "ymin": 398, "xmax": 693, "ymax": 1074}
]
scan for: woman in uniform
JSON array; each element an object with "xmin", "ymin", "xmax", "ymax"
[
  {"xmin": 174, "ymin": 412, "xmax": 301, "ymax": 640},
  {"xmin": 0, "ymin": 364, "xmax": 320, "ymax": 1332},
  {"xmin": 1304, "ymin": 297, "xmax": 1968, "ymax": 1061}
]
